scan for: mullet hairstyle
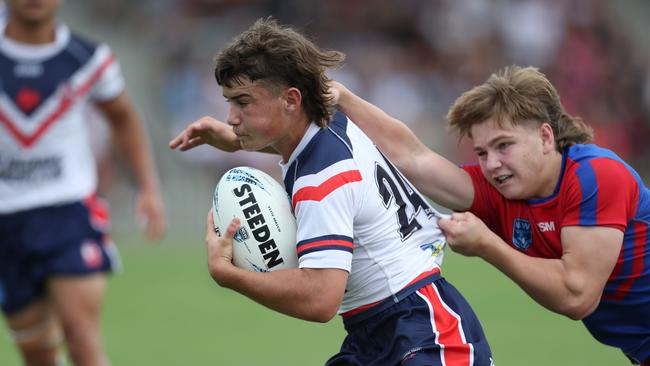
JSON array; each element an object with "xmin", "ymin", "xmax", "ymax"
[
  {"xmin": 214, "ymin": 17, "xmax": 345, "ymax": 127},
  {"xmin": 446, "ymin": 65, "xmax": 593, "ymax": 151}
]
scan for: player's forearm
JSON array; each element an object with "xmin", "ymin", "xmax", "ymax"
[
  {"xmin": 112, "ymin": 112, "xmax": 161, "ymax": 194},
  {"xmin": 336, "ymin": 84, "xmax": 424, "ymax": 167},
  {"xmin": 98, "ymin": 93, "xmax": 161, "ymax": 193},
  {"xmin": 211, "ymin": 265, "xmax": 344, "ymax": 322},
  {"xmin": 479, "ymin": 235, "xmax": 598, "ymax": 320},
  {"xmin": 332, "ymin": 84, "xmax": 476, "ymax": 208}
]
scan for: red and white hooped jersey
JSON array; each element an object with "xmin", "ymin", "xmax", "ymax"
[
  {"xmin": 281, "ymin": 112, "xmax": 447, "ymax": 314},
  {"xmin": 0, "ymin": 21, "xmax": 125, "ymax": 213}
]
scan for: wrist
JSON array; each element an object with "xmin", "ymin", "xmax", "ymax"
[
  {"xmin": 478, "ymin": 231, "xmax": 507, "ymax": 262},
  {"xmin": 138, "ymin": 182, "xmax": 162, "ymax": 196},
  {"xmin": 335, "ymin": 84, "xmax": 350, "ymax": 108},
  {"xmin": 208, "ymin": 256, "xmax": 237, "ymax": 287}
]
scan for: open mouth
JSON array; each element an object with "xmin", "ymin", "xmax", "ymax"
[{"xmin": 494, "ymin": 174, "xmax": 513, "ymax": 185}]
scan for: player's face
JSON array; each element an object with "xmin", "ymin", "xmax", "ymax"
[
  {"xmin": 223, "ymin": 79, "xmax": 295, "ymax": 158},
  {"xmin": 471, "ymin": 117, "xmax": 557, "ymax": 200},
  {"xmin": 7, "ymin": 0, "xmax": 60, "ymax": 25}
]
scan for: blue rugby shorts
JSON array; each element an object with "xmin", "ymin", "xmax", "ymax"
[
  {"xmin": 327, "ymin": 277, "xmax": 494, "ymax": 366},
  {"xmin": 0, "ymin": 196, "xmax": 120, "ymax": 314}
]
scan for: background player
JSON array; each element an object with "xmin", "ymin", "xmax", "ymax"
[
  {"xmin": 330, "ymin": 66, "xmax": 650, "ymax": 365},
  {"xmin": 0, "ymin": 0, "xmax": 166, "ymax": 365},
  {"xmin": 171, "ymin": 17, "xmax": 493, "ymax": 365}
]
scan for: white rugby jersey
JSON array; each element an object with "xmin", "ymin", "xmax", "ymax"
[
  {"xmin": 0, "ymin": 21, "xmax": 125, "ymax": 213},
  {"xmin": 281, "ymin": 112, "xmax": 447, "ymax": 313}
]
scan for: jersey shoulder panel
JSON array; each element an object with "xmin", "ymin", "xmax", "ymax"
[
  {"xmin": 283, "ymin": 111, "xmax": 355, "ymax": 197},
  {"xmin": 562, "ymin": 144, "xmax": 639, "ymax": 229}
]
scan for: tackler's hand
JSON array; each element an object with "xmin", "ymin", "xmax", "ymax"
[
  {"xmin": 169, "ymin": 116, "xmax": 240, "ymax": 152},
  {"xmin": 438, "ymin": 212, "xmax": 495, "ymax": 258}
]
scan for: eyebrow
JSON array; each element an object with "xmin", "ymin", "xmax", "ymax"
[
  {"xmin": 223, "ymin": 92, "xmax": 250, "ymax": 100},
  {"xmin": 473, "ymin": 134, "xmax": 513, "ymax": 152}
]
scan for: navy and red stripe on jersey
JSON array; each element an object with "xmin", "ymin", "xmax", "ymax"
[
  {"xmin": 0, "ymin": 21, "xmax": 125, "ymax": 213},
  {"xmin": 464, "ymin": 143, "xmax": 650, "ymax": 362},
  {"xmin": 282, "ymin": 112, "xmax": 492, "ymax": 364},
  {"xmin": 281, "ymin": 111, "xmax": 447, "ymax": 314}
]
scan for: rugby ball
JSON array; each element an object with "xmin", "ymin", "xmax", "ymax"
[{"xmin": 212, "ymin": 166, "xmax": 298, "ymax": 272}]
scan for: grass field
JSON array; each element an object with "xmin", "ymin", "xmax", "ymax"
[{"xmin": 0, "ymin": 235, "xmax": 626, "ymax": 365}]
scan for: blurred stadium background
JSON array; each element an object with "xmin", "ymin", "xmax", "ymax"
[{"xmin": 2, "ymin": 0, "xmax": 650, "ymax": 364}]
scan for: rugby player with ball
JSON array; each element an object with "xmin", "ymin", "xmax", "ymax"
[{"xmin": 170, "ymin": 17, "xmax": 494, "ymax": 365}]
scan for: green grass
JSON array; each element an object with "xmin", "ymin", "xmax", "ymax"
[{"xmin": 0, "ymin": 237, "xmax": 626, "ymax": 365}]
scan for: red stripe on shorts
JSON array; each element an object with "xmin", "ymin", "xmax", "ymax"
[{"xmin": 418, "ymin": 283, "xmax": 473, "ymax": 366}]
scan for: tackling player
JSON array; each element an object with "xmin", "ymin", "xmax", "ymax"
[
  {"xmin": 171, "ymin": 18, "xmax": 494, "ymax": 365},
  {"xmin": 0, "ymin": 0, "xmax": 166, "ymax": 365},
  {"xmin": 330, "ymin": 66, "xmax": 650, "ymax": 365}
]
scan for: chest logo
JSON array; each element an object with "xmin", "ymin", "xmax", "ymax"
[
  {"xmin": 537, "ymin": 221, "xmax": 556, "ymax": 232},
  {"xmin": 512, "ymin": 218, "xmax": 532, "ymax": 251},
  {"xmin": 16, "ymin": 87, "xmax": 42, "ymax": 114}
]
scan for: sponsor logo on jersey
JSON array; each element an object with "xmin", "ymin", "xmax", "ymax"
[
  {"xmin": 537, "ymin": 221, "xmax": 556, "ymax": 232},
  {"xmin": 14, "ymin": 62, "xmax": 44, "ymax": 78},
  {"xmin": 0, "ymin": 156, "xmax": 62, "ymax": 182},
  {"xmin": 512, "ymin": 218, "xmax": 532, "ymax": 251},
  {"xmin": 419, "ymin": 240, "xmax": 445, "ymax": 257}
]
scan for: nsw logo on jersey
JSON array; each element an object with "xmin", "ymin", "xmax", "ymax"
[{"xmin": 512, "ymin": 218, "xmax": 532, "ymax": 251}]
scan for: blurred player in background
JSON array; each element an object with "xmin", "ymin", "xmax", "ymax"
[
  {"xmin": 330, "ymin": 66, "xmax": 650, "ymax": 365},
  {"xmin": 0, "ymin": 0, "xmax": 166, "ymax": 365},
  {"xmin": 171, "ymin": 17, "xmax": 494, "ymax": 365}
]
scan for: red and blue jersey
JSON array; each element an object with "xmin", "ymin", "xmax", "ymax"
[{"xmin": 465, "ymin": 143, "xmax": 650, "ymax": 361}]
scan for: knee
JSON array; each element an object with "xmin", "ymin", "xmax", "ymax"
[{"xmin": 10, "ymin": 319, "xmax": 63, "ymax": 366}]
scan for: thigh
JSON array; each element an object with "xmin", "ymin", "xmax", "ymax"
[{"xmin": 47, "ymin": 274, "xmax": 106, "ymax": 331}]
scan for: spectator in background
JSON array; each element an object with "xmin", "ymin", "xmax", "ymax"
[
  {"xmin": 0, "ymin": 0, "xmax": 166, "ymax": 365},
  {"xmin": 132, "ymin": 0, "xmax": 647, "ymax": 180}
]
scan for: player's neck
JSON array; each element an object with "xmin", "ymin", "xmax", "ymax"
[
  {"xmin": 538, "ymin": 150, "xmax": 564, "ymax": 197},
  {"xmin": 278, "ymin": 116, "xmax": 311, "ymax": 163},
  {"xmin": 4, "ymin": 18, "xmax": 57, "ymax": 45}
]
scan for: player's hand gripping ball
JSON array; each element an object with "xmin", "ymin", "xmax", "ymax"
[{"xmin": 213, "ymin": 167, "xmax": 298, "ymax": 272}]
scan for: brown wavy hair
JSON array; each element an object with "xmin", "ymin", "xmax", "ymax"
[
  {"xmin": 214, "ymin": 17, "xmax": 345, "ymax": 127},
  {"xmin": 447, "ymin": 65, "xmax": 593, "ymax": 151}
]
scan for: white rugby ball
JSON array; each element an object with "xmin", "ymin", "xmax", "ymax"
[{"xmin": 212, "ymin": 166, "xmax": 298, "ymax": 272}]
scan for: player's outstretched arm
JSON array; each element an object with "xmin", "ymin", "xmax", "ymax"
[
  {"xmin": 169, "ymin": 116, "xmax": 279, "ymax": 154},
  {"xmin": 169, "ymin": 115, "xmax": 241, "ymax": 152},
  {"xmin": 206, "ymin": 212, "xmax": 348, "ymax": 322},
  {"xmin": 332, "ymin": 81, "xmax": 474, "ymax": 211},
  {"xmin": 439, "ymin": 212, "xmax": 621, "ymax": 320},
  {"xmin": 96, "ymin": 91, "xmax": 167, "ymax": 241}
]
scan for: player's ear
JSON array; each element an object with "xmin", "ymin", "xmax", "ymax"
[
  {"xmin": 283, "ymin": 87, "xmax": 302, "ymax": 112},
  {"xmin": 539, "ymin": 122, "xmax": 555, "ymax": 153}
]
